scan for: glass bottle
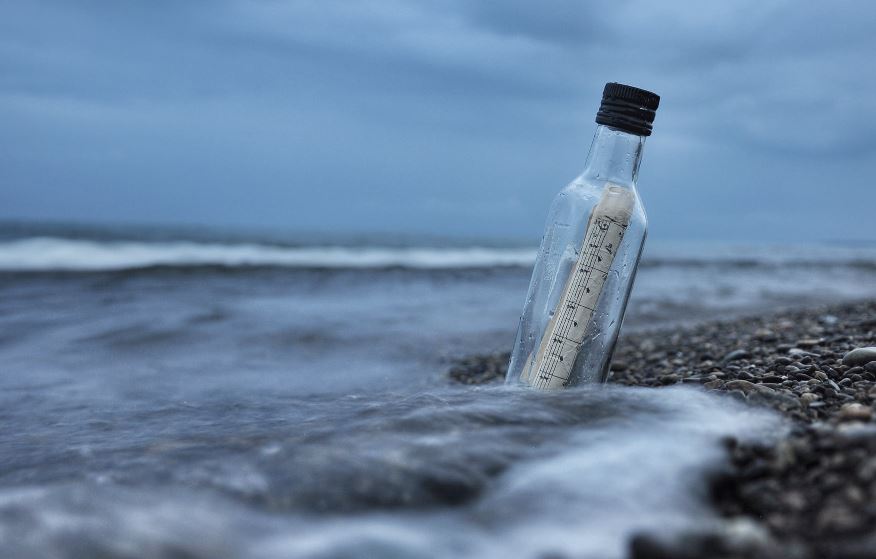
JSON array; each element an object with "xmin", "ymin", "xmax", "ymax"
[{"xmin": 506, "ymin": 83, "xmax": 660, "ymax": 389}]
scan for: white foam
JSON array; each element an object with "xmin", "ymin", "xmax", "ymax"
[
  {"xmin": 0, "ymin": 387, "xmax": 785, "ymax": 559},
  {"xmin": 2, "ymin": 237, "xmax": 874, "ymax": 272},
  {"xmin": 0, "ymin": 237, "xmax": 537, "ymax": 271},
  {"xmin": 644, "ymin": 240, "xmax": 876, "ymax": 266}
]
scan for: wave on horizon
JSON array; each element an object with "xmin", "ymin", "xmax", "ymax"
[
  {"xmin": 1, "ymin": 237, "xmax": 875, "ymax": 272},
  {"xmin": 0, "ymin": 237, "xmax": 537, "ymax": 271}
]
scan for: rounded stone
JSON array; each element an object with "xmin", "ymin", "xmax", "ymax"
[
  {"xmin": 724, "ymin": 379, "xmax": 758, "ymax": 394},
  {"xmin": 723, "ymin": 349, "xmax": 751, "ymax": 362},
  {"xmin": 842, "ymin": 347, "xmax": 876, "ymax": 367}
]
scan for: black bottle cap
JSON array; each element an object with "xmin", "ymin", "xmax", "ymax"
[{"xmin": 595, "ymin": 82, "xmax": 660, "ymax": 137}]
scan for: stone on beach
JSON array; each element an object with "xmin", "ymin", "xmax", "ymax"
[
  {"xmin": 842, "ymin": 346, "xmax": 876, "ymax": 367},
  {"xmin": 722, "ymin": 349, "xmax": 750, "ymax": 362}
]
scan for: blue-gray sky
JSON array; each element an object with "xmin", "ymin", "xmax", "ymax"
[{"xmin": 1, "ymin": 0, "xmax": 875, "ymax": 242}]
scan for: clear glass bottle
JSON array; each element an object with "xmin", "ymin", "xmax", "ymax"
[{"xmin": 507, "ymin": 83, "xmax": 659, "ymax": 389}]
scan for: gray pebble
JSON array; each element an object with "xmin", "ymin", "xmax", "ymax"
[
  {"xmin": 723, "ymin": 349, "xmax": 751, "ymax": 362},
  {"xmin": 609, "ymin": 360, "xmax": 629, "ymax": 372},
  {"xmin": 842, "ymin": 347, "xmax": 876, "ymax": 367},
  {"xmin": 755, "ymin": 328, "xmax": 777, "ymax": 340},
  {"xmin": 724, "ymin": 379, "xmax": 758, "ymax": 394}
]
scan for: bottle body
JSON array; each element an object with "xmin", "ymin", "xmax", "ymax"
[{"xmin": 506, "ymin": 126, "xmax": 648, "ymax": 388}]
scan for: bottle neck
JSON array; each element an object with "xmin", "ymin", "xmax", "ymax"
[{"xmin": 582, "ymin": 125, "xmax": 646, "ymax": 187}]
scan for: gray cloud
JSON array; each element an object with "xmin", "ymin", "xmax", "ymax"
[{"xmin": 1, "ymin": 0, "xmax": 874, "ymax": 241}]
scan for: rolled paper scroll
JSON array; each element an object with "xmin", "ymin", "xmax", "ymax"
[{"xmin": 522, "ymin": 184, "xmax": 634, "ymax": 389}]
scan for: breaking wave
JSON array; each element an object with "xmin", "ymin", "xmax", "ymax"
[
  {"xmin": 0, "ymin": 237, "xmax": 537, "ymax": 271},
  {"xmin": 0, "ymin": 236, "xmax": 874, "ymax": 272}
]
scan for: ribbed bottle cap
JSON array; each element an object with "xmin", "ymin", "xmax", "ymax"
[{"xmin": 595, "ymin": 82, "xmax": 660, "ymax": 136}]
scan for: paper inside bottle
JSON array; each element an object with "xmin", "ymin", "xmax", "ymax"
[{"xmin": 522, "ymin": 184, "xmax": 634, "ymax": 389}]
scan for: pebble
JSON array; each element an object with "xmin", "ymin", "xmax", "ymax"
[
  {"xmin": 658, "ymin": 373, "xmax": 680, "ymax": 385},
  {"xmin": 842, "ymin": 347, "xmax": 876, "ymax": 367},
  {"xmin": 755, "ymin": 328, "xmax": 777, "ymax": 340},
  {"xmin": 844, "ymin": 366, "xmax": 864, "ymax": 376},
  {"xmin": 723, "ymin": 349, "xmax": 750, "ymax": 362},
  {"xmin": 838, "ymin": 403, "xmax": 873, "ymax": 422},
  {"xmin": 788, "ymin": 348, "xmax": 818, "ymax": 357},
  {"xmin": 610, "ymin": 360, "xmax": 628, "ymax": 372},
  {"xmin": 724, "ymin": 379, "xmax": 758, "ymax": 394}
]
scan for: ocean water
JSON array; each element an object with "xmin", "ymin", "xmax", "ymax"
[{"xmin": 1, "ymin": 224, "xmax": 874, "ymax": 558}]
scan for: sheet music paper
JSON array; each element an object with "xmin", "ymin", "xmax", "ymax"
[{"xmin": 522, "ymin": 185, "xmax": 634, "ymax": 389}]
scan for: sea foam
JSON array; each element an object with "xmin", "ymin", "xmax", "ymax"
[{"xmin": 0, "ymin": 237, "xmax": 537, "ymax": 271}]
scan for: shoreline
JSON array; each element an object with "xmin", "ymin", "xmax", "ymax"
[{"xmin": 449, "ymin": 299, "xmax": 876, "ymax": 559}]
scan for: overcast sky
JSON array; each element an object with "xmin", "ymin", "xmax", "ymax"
[{"xmin": 1, "ymin": 0, "xmax": 874, "ymax": 243}]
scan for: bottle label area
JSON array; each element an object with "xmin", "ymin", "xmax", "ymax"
[{"xmin": 523, "ymin": 185, "xmax": 634, "ymax": 389}]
